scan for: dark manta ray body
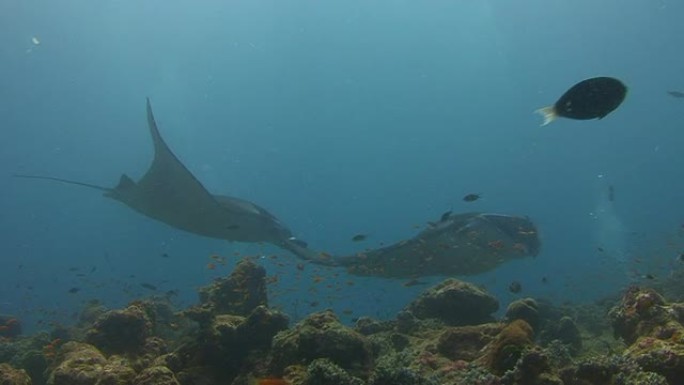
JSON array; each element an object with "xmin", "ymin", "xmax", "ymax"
[
  {"xmin": 15, "ymin": 99, "xmax": 315, "ymax": 261},
  {"xmin": 333, "ymin": 213, "xmax": 540, "ymax": 278}
]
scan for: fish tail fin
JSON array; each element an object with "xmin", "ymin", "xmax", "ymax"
[
  {"xmin": 535, "ymin": 106, "xmax": 557, "ymax": 126},
  {"xmin": 13, "ymin": 173, "xmax": 111, "ymax": 192}
]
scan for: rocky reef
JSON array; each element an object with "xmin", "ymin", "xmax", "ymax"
[{"xmin": 2, "ymin": 258, "xmax": 684, "ymax": 385}]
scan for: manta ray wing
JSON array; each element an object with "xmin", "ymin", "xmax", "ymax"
[
  {"xmin": 105, "ymin": 99, "xmax": 239, "ymax": 239},
  {"xmin": 16, "ymin": 99, "xmax": 308, "ymax": 250}
]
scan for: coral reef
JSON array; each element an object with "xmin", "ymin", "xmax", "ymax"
[
  {"xmin": 505, "ymin": 298, "xmax": 540, "ymax": 329},
  {"xmin": 478, "ymin": 319, "xmax": 534, "ymax": 375},
  {"xmin": 0, "ymin": 316, "xmax": 22, "ymax": 339},
  {"xmin": 271, "ymin": 310, "xmax": 372, "ymax": 376},
  {"xmin": 198, "ymin": 259, "xmax": 268, "ymax": 316},
  {"xmin": 0, "ymin": 363, "xmax": 32, "ymax": 385},
  {"xmin": 305, "ymin": 358, "xmax": 365, "ymax": 385},
  {"xmin": 134, "ymin": 366, "xmax": 181, "ymax": 385},
  {"xmin": 8, "ymin": 264, "xmax": 684, "ymax": 385},
  {"xmin": 608, "ymin": 285, "xmax": 684, "ymax": 384},
  {"xmin": 47, "ymin": 341, "xmax": 136, "ymax": 385},
  {"xmin": 559, "ymin": 354, "xmax": 669, "ymax": 385},
  {"xmin": 406, "ymin": 278, "xmax": 499, "ymax": 326},
  {"xmin": 85, "ymin": 303, "xmax": 153, "ymax": 355},
  {"xmin": 437, "ymin": 323, "xmax": 501, "ymax": 361}
]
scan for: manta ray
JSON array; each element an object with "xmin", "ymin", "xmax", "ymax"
[
  {"xmin": 16, "ymin": 99, "xmax": 541, "ymax": 277},
  {"xmin": 15, "ymin": 99, "xmax": 317, "ymax": 261},
  {"xmin": 333, "ymin": 212, "xmax": 540, "ymax": 278}
]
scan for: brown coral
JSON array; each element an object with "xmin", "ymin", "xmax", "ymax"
[
  {"xmin": 406, "ymin": 278, "xmax": 499, "ymax": 326},
  {"xmin": 47, "ymin": 342, "xmax": 135, "ymax": 385},
  {"xmin": 478, "ymin": 319, "xmax": 534, "ymax": 375},
  {"xmin": 270, "ymin": 310, "xmax": 371, "ymax": 376},
  {"xmin": 85, "ymin": 304, "xmax": 152, "ymax": 355},
  {"xmin": 198, "ymin": 259, "xmax": 268, "ymax": 316},
  {"xmin": 0, "ymin": 363, "xmax": 31, "ymax": 385}
]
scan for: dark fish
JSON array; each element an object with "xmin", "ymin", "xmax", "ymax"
[
  {"xmin": 667, "ymin": 90, "xmax": 684, "ymax": 98},
  {"xmin": 440, "ymin": 210, "xmax": 452, "ymax": 222},
  {"xmin": 403, "ymin": 279, "xmax": 428, "ymax": 287},
  {"xmin": 597, "ymin": 247, "xmax": 605, "ymax": 252},
  {"xmin": 678, "ymin": 253, "xmax": 684, "ymax": 262},
  {"xmin": 643, "ymin": 274, "xmax": 656, "ymax": 280},
  {"xmin": 161, "ymin": 253, "xmax": 170, "ymax": 258},
  {"xmin": 463, "ymin": 193, "xmax": 481, "ymax": 202},
  {"xmin": 541, "ymin": 276, "xmax": 548, "ymax": 284},
  {"xmin": 536, "ymin": 77, "xmax": 627, "ymax": 126},
  {"xmin": 351, "ymin": 234, "xmax": 368, "ymax": 242},
  {"xmin": 608, "ymin": 185, "xmax": 615, "ymax": 202},
  {"xmin": 68, "ymin": 287, "xmax": 80, "ymax": 294},
  {"xmin": 508, "ymin": 281, "xmax": 522, "ymax": 293},
  {"xmin": 140, "ymin": 283, "xmax": 157, "ymax": 291}
]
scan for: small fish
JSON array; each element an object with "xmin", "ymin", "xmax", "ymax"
[
  {"xmin": 161, "ymin": 253, "xmax": 170, "ymax": 258},
  {"xmin": 678, "ymin": 253, "xmax": 684, "ymax": 262},
  {"xmin": 643, "ymin": 274, "xmax": 656, "ymax": 280},
  {"xmin": 213, "ymin": 254, "xmax": 228, "ymax": 263},
  {"xmin": 463, "ymin": 193, "xmax": 481, "ymax": 202},
  {"xmin": 403, "ymin": 279, "xmax": 428, "ymax": 287},
  {"xmin": 541, "ymin": 276, "xmax": 548, "ymax": 284},
  {"xmin": 351, "ymin": 234, "xmax": 368, "ymax": 242},
  {"xmin": 536, "ymin": 77, "xmax": 627, "ymax": 126},
  {"xmin": 597, "ymin": 247, "xmax": 605, "ymax": 253},
  {"xmin": 207, "ymin": 263, "xmax": 216, "ymax": 270},
  {"xmin": 140, "ymin": 283, "xmax": 157, "ymax": 291},
  {"xmin": 440, "ymin": 210, "xmax": 452, "ymax": 222},
  {"xmin": 508, "ymin": 281, "xmax": 522, "ymax": 293},
  {"xmin": 608, "ymin": 185, "xmax": 615, "ymax": 202},
  {"xmin": 165, "ymin": 290, "xmax": 179, "ymax": 297},
  {"xmin": 667, "ymin": 90, "xmax": 684, "ymax": 98},
  {"xmin": 68, "ymin": 287, "xmax": 80, "ymax": 294}
]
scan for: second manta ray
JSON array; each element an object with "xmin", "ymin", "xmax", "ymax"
[
  {"xmin": 333, "ymin": 212, "xmax": 540, "ymax": 278},
  {"xmin": 15, "ymin": 99, "xmax": 316, "ymax": 261}
]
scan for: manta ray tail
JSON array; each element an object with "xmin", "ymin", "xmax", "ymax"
[
  {"xmin": 13, "ymin": 174, "xmax": 111, "ymax": 192},
  {"xmin": 279, "ymin": 238, "xmax": 339, "ymax": 266}
]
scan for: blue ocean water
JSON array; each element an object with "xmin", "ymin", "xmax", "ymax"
[{"xmin": 1, "ymin": 0, "xmax": 683, "ymax": 332}]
